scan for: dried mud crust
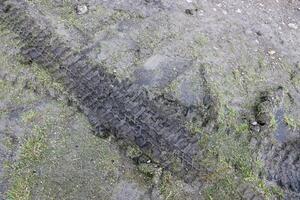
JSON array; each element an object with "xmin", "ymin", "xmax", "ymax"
[{"xmin": 0, "ymin": 0, "xmax": 204, "ymax": 181}]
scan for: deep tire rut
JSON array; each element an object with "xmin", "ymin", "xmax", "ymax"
[{"xmin": 0, "ymin": 0, "xmax": 203, "ymax": 181}]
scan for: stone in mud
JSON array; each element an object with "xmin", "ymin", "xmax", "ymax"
[{"xmin": 76, "ymin": 4, "xmax": 88, "ymax": 15}]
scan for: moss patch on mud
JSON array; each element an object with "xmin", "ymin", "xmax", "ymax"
[
  {"xmin": 2, "ymin": 79, "xmax": 151, "ymax": 199},
  {"xmin": 197, "ymin": 104, "xmax": 283, "ymax": 199},
  {"xmin": 284, "ymin": 115, "xmax": 300, "ymax": 130},
  {"xmin": 2, "ymin": 3, "xmax": 297, "ymax": 198},
  {"xmin": 159, "ymin": 171, "xmax": 196, "ymax": 200},
  {"xmin": 7, "ymin": 125, "xmax": 48, "ymax": 200}
]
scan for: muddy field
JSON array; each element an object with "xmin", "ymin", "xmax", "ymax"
[{"xmin": 0, "ymin": 0, "xmax": 299, "ymax": 200}]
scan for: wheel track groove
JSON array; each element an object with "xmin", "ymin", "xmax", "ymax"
[{"xmin": 0, "ymin": 0, "xmax": 203, "ymax": 181}]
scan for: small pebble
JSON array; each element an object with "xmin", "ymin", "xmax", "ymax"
[
  {"xmin": 256, "ymin": 31, "xmax": 262, "ymax": 36},
  {"xmin": 288, "ymin": 23, "xmax": 298, "ymax": 30},
  {"xmin": 185, "ymin": 9, "xmax": 193, "ymax": 15},
  {"xmin": 268, "ymin": 50, "xmax": 276, "ymax": 55},
  {"xmin": 250, "ymin": 124, "xmax": 260, "ymax": 133},
  {"xmin": 251, "ymin": 121, "xmax": 258, "ymax": 126},
  {"xmin": 236, "ymin": 9, "xmax": 242, "ymax": 13},
  {"xmin": 76, "ymin": 4, "xmax": 88, "ymax": 15}
]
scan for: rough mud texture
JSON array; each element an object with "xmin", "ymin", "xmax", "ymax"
[
  {"xmin": 0, "ymin": 17, "xmax": 199, "ymax": 200},
  {"xmin": 0, "ymin": 0, "xmax": 206, "ymax": 183},
  {"xmin": 0, "ymin": 0, "xmax": 299, "ymax": 199},
  {"xmin": 253, "ymin": 88, "xmax": 300, "ymax": 199}
]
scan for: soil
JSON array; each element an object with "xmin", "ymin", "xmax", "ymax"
[{"xmin": 0, "ymin": 0, "xmax": 299, "ymax": 200}]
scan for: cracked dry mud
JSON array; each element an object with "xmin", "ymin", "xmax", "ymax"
[{"xmin": 0, "ymin": 0, "xmax": 299, "ymax": 200}]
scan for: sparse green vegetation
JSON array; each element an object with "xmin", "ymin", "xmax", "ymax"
[
  {"xmin": 258, "ymin": 55, "xmax": 267, "ymax": 69},
  {"xmin": 269, "ymin": 114, "xmax": 277, "ymax": 129},
  {"xmin": 284, "ymin": 115, "xmax": 299, "ymax": 130},
  {"xmin": 7, "ymin": 124, "xmax": 48, "ymax": 200},
  {"xmin": 30, "ymin": 63, "xmax": 65, "ymax": 93},
  {"xmin": 186, "ymin": 121, "xmax": 203, "ymax": 135},
  {"xmin": 198, "ymin": 103, "xmax": 283, "ymax": 199},
  {"xmin": 21, "ymin": 110, "xmax": 39, "ymax": 124},
  {"xmin": 7, "ymin": 173, "xmax": 35, "ymax": 200},
  {"xmin": 0, "ymin": 25, "xmax": 151, "ymax": 200},
  {"xmin": 235, "ymin": 123, "xmax": 250, "ymax": 135},
  {"xmin": 1, "ymin": 1, "xmax": 299, "ymax": 199},
  {"xmin": 137, "ymin": 163, "xmax": 156, "ymax": 178},
  {"xmin": 21, "ymin": 126, "xmax": 47, "ymax": 162},
  {"xmin": 160, "ymin": 172, "xmax": 177, "ymax": 200},
  {"xmin": 159, "ymin": 171, "xmax": 189, "ymax": 200},
  {"xmin": 126, "ymin": 146, "xmax": 143, "ymax": 159},
  {"xmin": 164, "ymin": 78, "xmax": 181, "ymax": 98},
  {"xmin": 3, "ymin": 136, "xmax": 14, "ymax": 150},
  {"xmin": 194, "ymin": 34, "xmax": 209, "ymax": 47}
]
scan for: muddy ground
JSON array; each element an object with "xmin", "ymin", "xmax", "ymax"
[{"xmin": 0, "ymin": 0, "xmax": 299, "ymax": 199}]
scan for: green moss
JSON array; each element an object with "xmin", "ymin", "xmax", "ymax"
[
  {"xmin": 159, "ymin": 172, "xmax": 188, "ymax": 200},
  {"xmin": 0, "ymin": 77, "xmax": 38, "ymax": 106},
  {"xmin": 137, "ymin": 30, "xmax": 161, "ymax": 52},
  {"xmin": 269, "ymin": 114, "xmax": 277, "ymax": 129},
  {"xmin": 137, "ymin": 163, "xmax": 157, "ymax": 178},
  {"xmin": 164, "ymin": 79, "xmax": 181, "ymax": 98},
  {"xmin": 194, "ymin": 34, "xmax": 208, "ymax": 47},
  {"xmin": 110, "ymin": 9, "xmax": 132, "ymax": 22},
  {"xmin": 186, "ymin": 121, "xmax": 202, "ymax": 135},
  {"xmin": 235, "ymin": 123, "xmax": 250, "ymax": 135},
  {"xmin": 199, "ymin": 104, "xmax": 282, "ymax": 199},
  {"xmin": 7, "ymin": 173, "xmax": 35, "ymax": 200},
  {"xmin": 291, "ymin": 71, "xmax": 300, "ymax": 87},
  {"xmin": 30, "ymin": 63, "xmax": 65, "ymax": 93},
  {"xmin": 2, "ymin": 136, "xmax": 15, "ymax": 150},
  {"xmin": 0, "ymin": 30, "xmax": 65, "ymax": 102},
  {"xmin": 284, "ymin": 115, "xmax": 299, "ymax": 130},
  {"xmin": 21, "ymin": 128, "xmax": 47, "ymax": 162},
  {"xmin": 21, "ymin": 110, "xmax": 39, "ymax": 124},
  {"xmin": 7, "ymin": 125, "xmax": 48, "ymax": 200},
  {"xmin": 159, "ymin": 172, "xmax": 176, "ymax": 200},
  {"xmin": 126, "ymin": 146, "xmax": 143, "ymax": 159},
  {"xmin": 0, "ymin": 22, "xmax": 153, "ymax": 199},
  {"xmin": 204, "ymin": 172, "xmax": 241, "ymax": 200},
  {"xmin": 258, "ymin": 55, "xmax": 267, "ymax": 69}
]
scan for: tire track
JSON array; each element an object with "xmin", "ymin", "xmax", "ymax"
[{"xmin": 0, "ymin": 0, "xmax": 203, "ymax": 181}]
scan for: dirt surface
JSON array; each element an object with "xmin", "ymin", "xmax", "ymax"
[
  {"xmin": 0, "ymin": 22, "xmax": 197, "ymax": 200},
  {"xmin": 0, "ymin": 0, "xmax": 299, "ymax": 199}
]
